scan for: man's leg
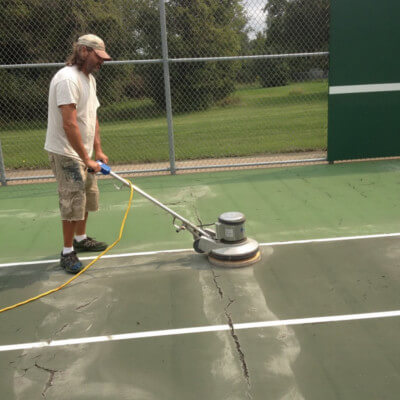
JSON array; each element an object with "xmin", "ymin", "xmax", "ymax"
[
  {"xmin": 48, "ymin": 152, "xmax": 86, "ymax": 274},
  {"xmin": 73, "ymin": 219, "xmax": 108, "ymax": 252},
  {"xmin": 60, "ymin": 219, "xmax": 83, "ymax": 274},
  {"xmin": 73, "ymin": 174, "xmax": 108, "ymax": 252},
  {"xmin": 75, "ymin": 212, "xmax": 88, "ymax": 236},
  {"xmin": 62, "ymin": 220, "xmax": 78, "ymax": 247}
]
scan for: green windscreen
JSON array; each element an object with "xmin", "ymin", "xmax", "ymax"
[{"xmin": 328, "ymin": 0, "xmax": 400, "ymax": 161}]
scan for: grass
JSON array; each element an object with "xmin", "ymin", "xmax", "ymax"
[{"xmin": 0, "ymin": 80, "xmax": 328, "ymax": 169}]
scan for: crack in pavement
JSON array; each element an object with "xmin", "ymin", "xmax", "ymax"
[
  {"xmin": 54, "ymin": 323, "xmax": 69, "ymax": 336},
  {"xmin": 224, "ymin": 299, "xmax": 251, "ymax": 388},
  {"xmin": 347, "ymin": 182, "xmax": 367, "ymax": 198},
  {"xmin": 189, "ymin": 192, "xmax": 202, "ymax": 226},
  {"xmin": 8, "ymin": 354, "xmax": 60, "ymax": 395},
  {"xmin": 75, "ymin": 296, "xmax": 99, "ymax": 311},
  {"xmin": 210, "ymin": 269, "xmax": 251, "ymax": 389},
  {"xmin": 211, "ymin": 269, "xmax": 224, "ymax": 299},
  {"xmin": 34, "ymin": 362, "xmax": 60, "ymax": 398},
  {"xmin": 189, "ymin": 192, "xmax": 214, "ymax": 229},
  {"xmin": 188, "ymin": 191, "xmax": 215, "ymax": 231},
  {"xmin": 8, "ymin": 362, "xmax": 29, "ymax": 378},
  {"xmin": 164, "ymin": 201, "xmax": 183, "ymax": 206}
]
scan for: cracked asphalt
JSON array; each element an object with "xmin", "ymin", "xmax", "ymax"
[
  {"xmin": 2, "ymin": 162, "xmax": 400, "ymax": 399},
  {"xmin": 2, "ymin": 239, "xmax": 400, "ymax": 399}
]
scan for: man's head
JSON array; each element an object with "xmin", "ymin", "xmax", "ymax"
[
  {"xmin": 66, "ymin": 34, "xmax": 111, "ymax": 74},
  {"xmin": 76, "ymin": 34, "xmax": 111, "ymax": 61}
]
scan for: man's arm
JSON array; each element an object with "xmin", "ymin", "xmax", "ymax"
[
  {"xmin": 60, "ymin": 104, "xmax": 101, "ymax": 172},
  {"xmin": 93, "ymin": 118, "xmax": 109, "ymax": 164}
]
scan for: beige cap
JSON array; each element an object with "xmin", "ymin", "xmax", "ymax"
[{"xmin": 77, "ymin": 34, "xmax": 112, "ymax": 60}]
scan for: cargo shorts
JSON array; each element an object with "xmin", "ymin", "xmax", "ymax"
[{"xmin": 48, "ymin": 152, "xmax": 99, "ymax": 221}]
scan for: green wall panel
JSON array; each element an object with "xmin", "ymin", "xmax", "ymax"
[
  {"xmin": 328, "ymin": 0, "xmax": 400, "ymax": 161},
  {"xmin": 328, "ymin": 92, "xmax": 400, "ymax": 161},
  {"xmin": 330, "ymin": 1, "xmax": 400, "ymax": 86}
]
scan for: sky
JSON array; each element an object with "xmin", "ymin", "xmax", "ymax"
[{"xmin": 243, "ymin": 0, "xmax": 267, "ymax": 37}]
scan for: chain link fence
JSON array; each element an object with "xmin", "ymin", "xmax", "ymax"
[{"xmin": 0, "ymin": 0, "xmax": 329, "ymax": 184}]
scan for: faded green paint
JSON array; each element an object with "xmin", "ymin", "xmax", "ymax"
[
  {"xmin": 328, "ymin": 0, "xmax": 400, "ymax": 161},
  {"xmin": 1, "ymin": 162, "xmax": 400, "ymax": 398},
  {"xmin": 1, "ymin": 161, "xmax": 400, "ymax": 264}
]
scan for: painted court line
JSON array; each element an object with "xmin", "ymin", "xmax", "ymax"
[
  {"xmin": 1, "ymin": 232, "xmax": 400, "ymax": 269},
  {"xmin": 0, "ymin": 248, "xmax": 193, "ymax": 268},
  {"xmin": 259, "ymin": 232, "xmax": 400, "ymax": 246},
  {"xmin": 1, "ymin": 309, "xmax": 400, "ymax": 353}
]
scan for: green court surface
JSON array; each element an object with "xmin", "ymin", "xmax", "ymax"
[{"xmin": 1, "ymin": 161, "xmax": 400, "ymax": 399}]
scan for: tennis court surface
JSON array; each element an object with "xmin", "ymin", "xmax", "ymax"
[{"xmin": 1, "ymin": 161, "xmax": 400, "ymax": 399}]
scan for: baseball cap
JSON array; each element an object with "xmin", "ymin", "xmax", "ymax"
[{"xmin": 77, "ymin": 34, "xmax": 112, "ymax": 60}]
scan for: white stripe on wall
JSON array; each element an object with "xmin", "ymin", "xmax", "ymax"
[{"xmin": 329, "ymin": 83, "xmax": 400, "ymax": 95}]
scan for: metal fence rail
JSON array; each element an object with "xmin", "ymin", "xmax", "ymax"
[
  {"xmin": 0, "ymin": 52, "xmax": 329, "ymax": 70},
  {"xmin": 0, "ymin": 0, "xmax": 330, "ymax": 184}
]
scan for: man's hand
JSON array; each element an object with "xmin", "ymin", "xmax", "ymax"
[
  {"xmin": 95, "ymin": 150, "xmax": 109, "ymax": 165},
  {"xmin": 86, "ymin": 159, "xmax": 101, "ymax": 173}
]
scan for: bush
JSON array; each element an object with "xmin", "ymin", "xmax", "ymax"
[
  {"xmin": 259, "ymin": 56, "xmax": 290, "ymax": 88},
  {"xmin": 0, "ymin": 68, "xmax": 53, "ymax": 124}
]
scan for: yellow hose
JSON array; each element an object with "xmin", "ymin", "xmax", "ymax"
[{"xmin": 0, "ymin": 181, "xmax": 134, "ymax": 314}]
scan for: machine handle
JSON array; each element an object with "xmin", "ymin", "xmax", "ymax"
[
  {"xmin": 88, "ymin": 160, "xmax": 111, "ymax": 175},
  {"xmin": 88, "ymin": 162, "xmax": 212, "ymax": 239}
]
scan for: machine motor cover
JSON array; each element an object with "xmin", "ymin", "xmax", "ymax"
[{"xmin": 216, "ymin": 212, "xmax": 246, "ymax": 242}]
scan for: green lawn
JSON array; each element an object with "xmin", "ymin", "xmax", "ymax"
[{"xmin": 0, "ymin": 80, "xmax": 328, "ymax": 169}]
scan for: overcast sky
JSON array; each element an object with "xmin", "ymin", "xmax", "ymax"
[{"xmin": 243, "ymin": 0, "xmax": 267, "ymax": 37}]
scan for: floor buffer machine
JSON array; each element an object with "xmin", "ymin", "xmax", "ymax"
[{"xmin": 96, "ymin": 162, "xmax": 261, "ymax": 267}]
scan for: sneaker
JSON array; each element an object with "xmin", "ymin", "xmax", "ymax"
[
  {"xmin": 73, "ymin": 236, "xmax": 108, "ymax": 252},
  {"xmin": 60, "ymin": 251, "xmax": 83, "ymax": 274}
]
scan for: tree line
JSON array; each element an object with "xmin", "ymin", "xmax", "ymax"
[{"xmin": 0, "ymin": 0, "xmax": 329, "ymax": 124}]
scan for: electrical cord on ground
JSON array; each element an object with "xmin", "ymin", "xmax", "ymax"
[{"xmin": 0, "ymin": 181, "xmax": 134, "ymax": 314}]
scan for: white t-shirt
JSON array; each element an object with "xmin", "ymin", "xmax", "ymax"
[{"xmin": 44, "ymin": 65, "xmax": 100, "ymax": 160}]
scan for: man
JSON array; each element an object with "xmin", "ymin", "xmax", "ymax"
[{"xmin": 44, "ymin": 34, "xmax": 111, "ymax": 274}]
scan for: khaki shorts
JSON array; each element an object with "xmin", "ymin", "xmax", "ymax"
[{"xmin": 48, "ymin": 152, "xmax": 99, "ymax": 221}]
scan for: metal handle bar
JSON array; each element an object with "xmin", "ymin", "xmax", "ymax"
[{"xmin": 96, "ymin": 162, "xmax": 211, "ymax": 239}]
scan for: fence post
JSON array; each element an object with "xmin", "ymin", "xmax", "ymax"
[
  {"xmin": 0, "ymin": 139, "xmax": 7, "ymax": 186},
  {"xmin": 159, "ymin": 0, "xmax": 176, "ymax": 175}
]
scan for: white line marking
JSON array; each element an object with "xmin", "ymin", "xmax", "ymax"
[
  {"xmin": 1, "ymin": 309, "xmax": 399, "ymax": 353},
  {"xmin": 329, "ymin": 82, "xmax": 400, "ymax": 95},
  {"xmin": 0, "ymin": 248, "xmax": 193, "ymax": 268},
  {"xmin": 259, "ymin": 232, "xmax": 400, "ymax": 247},
  {"xmin": 2, "ymin": 232, "xmax": 400, "ymax": 269}
]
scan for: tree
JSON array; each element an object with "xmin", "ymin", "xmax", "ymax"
[
  {"xmin": 0, "ymin": 0, "xmax": 140, "ymax": 123},
  {"xmin": 265, "ymin": 0, "xmax": 329, "ymax": 53},
  {"xmin": 259, "ymin": 46, "xmax": 290, "ymax": 87},
  {"xmin": 236, "ymin": 32, "xmax": 289, "ymax": 87},
  {"xmin": 236, "ymin": 32, "xmax": 263, "ymax": 84},
  {"xmin": 263, "ymin": 0, "xmax": 329, "ymax": 83},
  {"xmin": 0, "ymin": 0, "xmax": 250, "ymax": 123},
  {"xmin": 137, "ymin": 0, "xmax": 247, "ymax": 112}
]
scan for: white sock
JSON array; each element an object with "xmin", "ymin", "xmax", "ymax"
[
  {"xmin": 75, "ymin": 234, "xmax": 87, "ymax": 242},
  {"xmin": 63, "ymin": 247, "xmax": 74, "ymax": 255}
]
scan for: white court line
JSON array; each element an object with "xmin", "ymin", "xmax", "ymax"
[
  {"xmin": 2, "ymin": 232, "xmax": 400, "ymax": 269},
  {"xmin": 0, "ymin": 248, "xmax": 193, "ymax": 269},
  {"xmin": 259, "ymin": 232, "xmax": 400, "ymax": 246},
  {"xmin": 1, "ymin": 309, "xmax": 400, "ymax": 353},
  {"xmin": 329, "ymin": 82, "xmax": 400, "ymax": 95}
]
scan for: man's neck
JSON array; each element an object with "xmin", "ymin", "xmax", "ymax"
[{"xmin": 80, "ymin": 66, "xmax": 90, "ymax": 77}]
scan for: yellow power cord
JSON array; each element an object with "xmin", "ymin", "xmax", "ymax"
[{"xmin": 0, "ymin": 181, "xmax": 134, "ymax": 314}]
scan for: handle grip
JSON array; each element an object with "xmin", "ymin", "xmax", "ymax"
[{"xmin": 88, "ymin": 161, "xmax": 111, "ymax": 175}]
